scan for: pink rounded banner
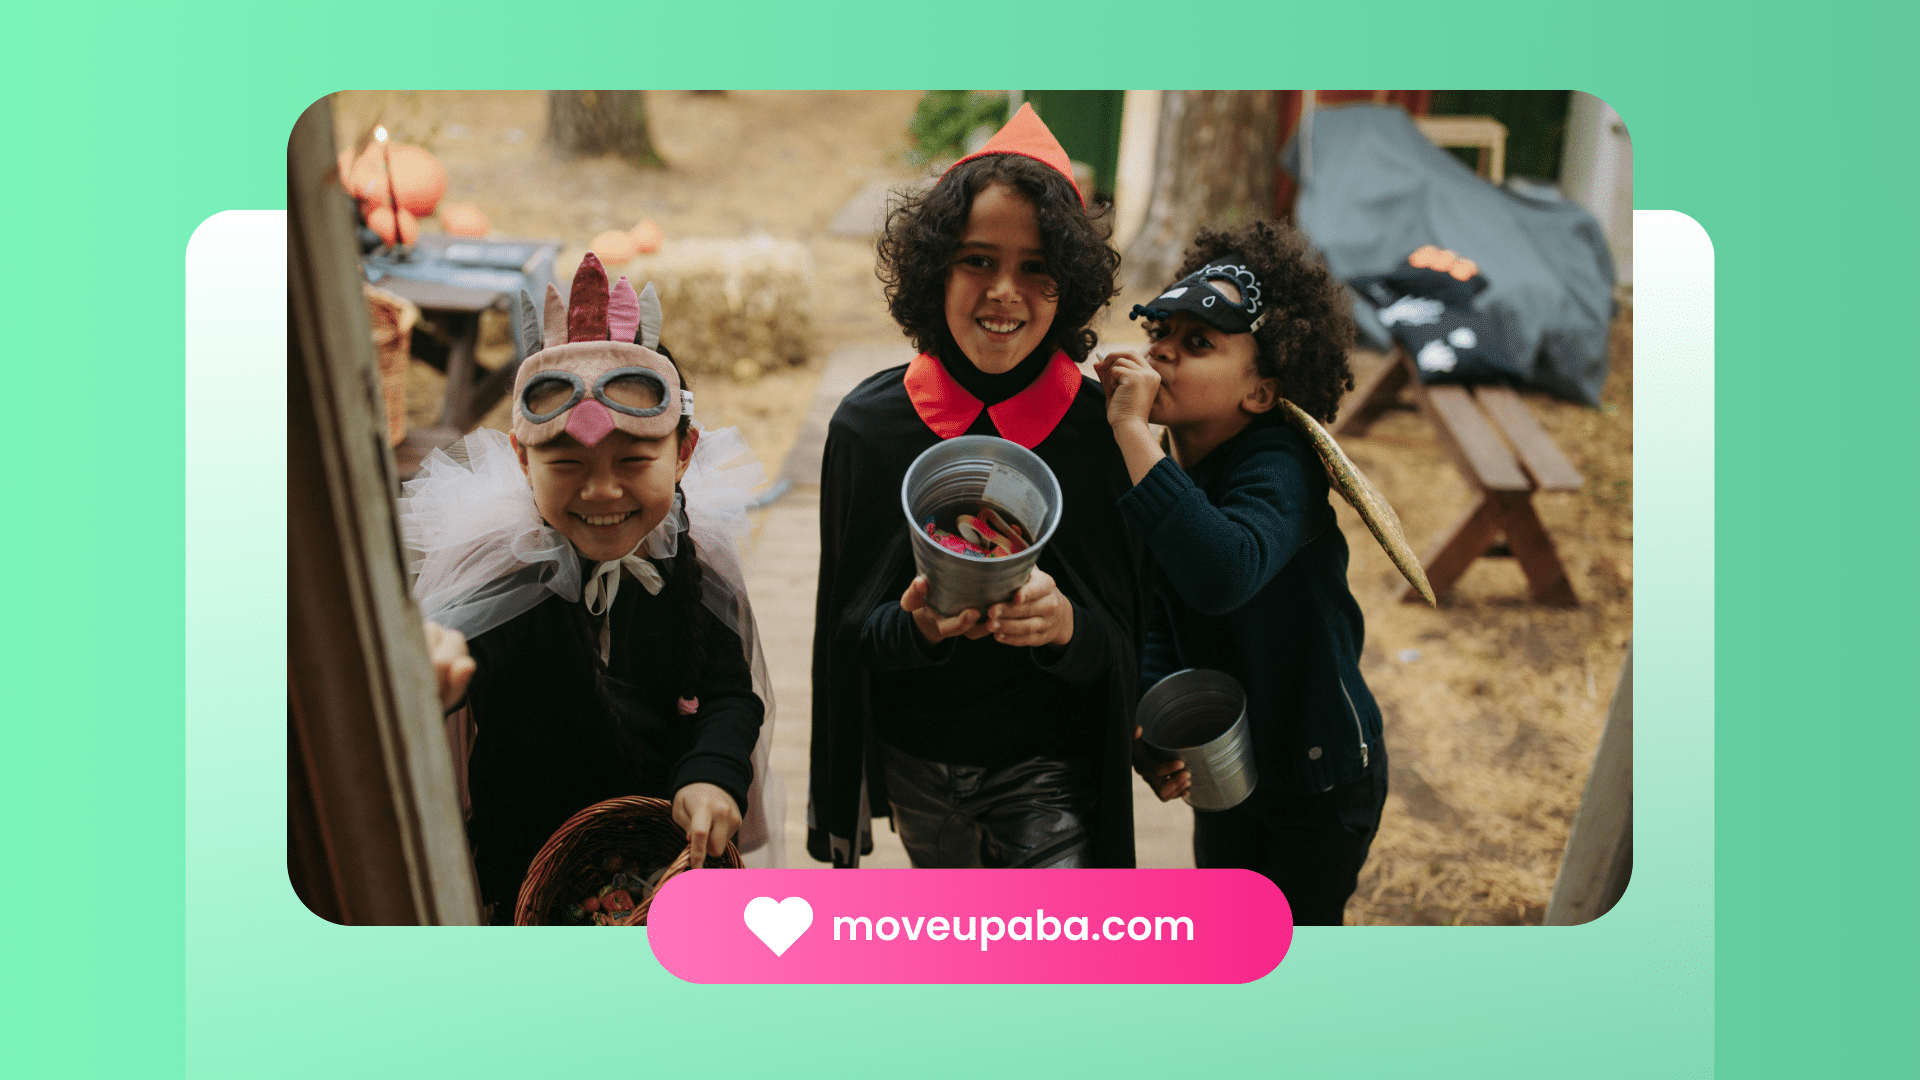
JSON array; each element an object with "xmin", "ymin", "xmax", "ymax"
[{"xmin": 646, "ymin": 869, "xmax": 1292, "ymax": 984}]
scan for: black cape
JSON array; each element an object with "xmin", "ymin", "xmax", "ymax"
[
  {"xmin": 806, "ymin": 361, "xmax": 1146, "ymax": 867},
  {"xmin": 464, "ymin": 577, "xmax": 763, "ymax": 917}
]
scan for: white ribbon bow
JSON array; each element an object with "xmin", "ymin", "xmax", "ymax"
[
  {"xmin": 583, "ymin": 545, "xmax": 666, "ymax": 617},
  {"xmin": 583, "ymin": 545, "xmax": 666, "ymax": 664}
]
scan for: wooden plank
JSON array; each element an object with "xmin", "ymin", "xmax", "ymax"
[
  {"xmin": 1423, "ymin": 385, "xmax": 1531, "ymax": 492},
  {"xmin": 371, "ymin": 274, "xmax": 502, "ymax": 312},
  {"xmin": 288, "ymin": 97, "xmax": 482, "ymax": 925},
  {"xmin": 1413, "ymin": 115, "xmax": 1508, "ymax": 182},
  {"xmin": 1546, "ymin": 645, "xmax": 1632, "ymax": 924},
  {"xmin": 1475, "ymin": 385, "xmax": 1583, "ymax": 491}
]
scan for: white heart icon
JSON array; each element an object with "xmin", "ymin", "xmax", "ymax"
[{"xmin": 742, "ymin": 896, "xmax": 813, "ymax": 957}]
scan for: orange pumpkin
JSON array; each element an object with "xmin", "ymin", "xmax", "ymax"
[
  {"xmin": 439, "ymin": 202, "xmax": 490, "ymax": 237},
  {"xmin": 588, "ymin": 229, "xmax": 638, "ymax": 266},
  {"xmin": 344, "ymin": 147, "xmax": 386, "ymax": 202},
  {"xmin": 629, "ymin": 218, "xmax": 664, "ymax": 254},
  {"xmin": 346, "ymin": 144, "xmax": 448, "ymax": 218},
  {"xmin": 365, "ymin": 205, "xmax": 420, "ymax": 246}
]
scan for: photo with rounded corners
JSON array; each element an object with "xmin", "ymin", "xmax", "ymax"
[{"xmin": 286, "ymin": 88, "xmax": 1632, "ymax": 928}]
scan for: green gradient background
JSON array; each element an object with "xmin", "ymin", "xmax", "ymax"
[{"xmin": 5, "ymin": 2, "xmax": 1903, "ymax": 1077}]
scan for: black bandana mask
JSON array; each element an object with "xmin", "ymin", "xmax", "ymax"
[{"xmin": 1130, "ymin": 256, "xmax": 1267, "ymax": 334}]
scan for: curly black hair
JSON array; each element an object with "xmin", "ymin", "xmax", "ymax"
[
  {"xmin": 877, "ymin": 153, "xmax": 1118, "ymax": 364},
  {"xmin": 1166, "ymin": 219, "xmax": 1356, "ymax": 423}
]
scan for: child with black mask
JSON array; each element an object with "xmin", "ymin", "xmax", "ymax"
[{"xmin": 1096, "ymin": 220, "xmax": 1437, "ymax": 922}]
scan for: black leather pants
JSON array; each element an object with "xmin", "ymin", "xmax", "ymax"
[{"xmin": 880, "ymin": 743, "xmax": 1095, "ymax": 868}]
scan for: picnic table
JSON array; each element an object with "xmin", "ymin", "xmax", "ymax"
[
  {"xmin": 1335, "ymin": 346, "xmax": 1583, "ymax": 606},
  {"xmin": 363, "ymin": 233, "xmax": 561, "ymax": 474}
]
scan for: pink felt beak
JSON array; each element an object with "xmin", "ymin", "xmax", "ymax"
[{"xmin": 565, "ymin": 398, "xmax": 618, "ymax": 446}]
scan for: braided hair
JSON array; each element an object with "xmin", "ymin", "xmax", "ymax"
[{"xmin": 653, "ymin": 345, "xmax": 712, "ymax": 704}]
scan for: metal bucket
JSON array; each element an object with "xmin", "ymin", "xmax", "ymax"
[
  {"xmin": 901, "ymin": 435, "xmax": 1063, "ymax": 617},
  {"xmin": 1137, "ymin": 669, "xmax": 1257, "ymax": 812}
]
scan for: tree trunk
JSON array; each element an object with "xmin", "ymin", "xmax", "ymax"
[
  {"xmin": 547, "ymin": 90, "xmax": 664, "ymax": 166},
  {"xmin": 1121, "ymin": 91, "xmax": 1281, "ymax": 292}
]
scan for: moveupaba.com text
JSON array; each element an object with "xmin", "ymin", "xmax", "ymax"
[{"xmin": 831, "ymin": 910, "xmax": 1195, "ymax": 951}]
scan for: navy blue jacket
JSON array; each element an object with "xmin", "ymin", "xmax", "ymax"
[{"xmin": 1118, "ymin": 421, "xmax": 1383, "ymax": 806}]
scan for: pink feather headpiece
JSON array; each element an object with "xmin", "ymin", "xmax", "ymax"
[{"xmin": 509, "ymin": 252, "xmax": 687, "ymax": 448}]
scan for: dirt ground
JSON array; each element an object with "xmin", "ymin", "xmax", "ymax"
[
  {"xmin": 338, "ymin": 90, "xmax": 1633, "ymax": 925},
  {"xmin": 1334, "ymin": 325, "xmax": 1631, "ymax": 924}
]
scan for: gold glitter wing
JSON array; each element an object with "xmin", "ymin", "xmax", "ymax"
[{"xmin": 1277, "ymin": 399, "xmax": 1436, "ymax": 606}]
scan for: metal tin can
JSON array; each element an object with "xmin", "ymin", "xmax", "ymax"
[
  {"xmin": 1137, "ymin": 669, "xmax": 1257, "ymax": 812},
  {"xmin": 901, "ymin": 435, "xmax": 1063, "ymax": 617}
]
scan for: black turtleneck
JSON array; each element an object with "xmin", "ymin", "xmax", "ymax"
[{"xmin": 934, "ymin": 338, "xmax": 1057, "ymax": 405}]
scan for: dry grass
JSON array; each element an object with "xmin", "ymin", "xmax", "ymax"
[{"xmin": 1335, "ymin": 303, "xmax": 1633, "ymax": 925}]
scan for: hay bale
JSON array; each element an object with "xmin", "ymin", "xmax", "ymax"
[{"xmin": 615, "ymin": 236, "xmax": 815, "ymax": 376}]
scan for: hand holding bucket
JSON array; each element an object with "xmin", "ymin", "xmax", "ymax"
[
  {"xmin": 1133, "ymin": 725, "xmax": 1191, "ymax": 802},
  {"xmin": 1136, "ymin": 669, "xmax": 1257, "ymax": 812},
  {"xmin": 901, "ymin": 436, "xmax": 1064, "ymax": 619}
]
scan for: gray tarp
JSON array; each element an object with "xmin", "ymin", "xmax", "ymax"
[{"xmin": 1284, "ymin": 105, "xmax": 1617, "ymax": 405}]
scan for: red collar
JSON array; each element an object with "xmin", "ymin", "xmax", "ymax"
[{"xmin": 903, "ymin": 350, "xmax": 1082, "ymax": 449}]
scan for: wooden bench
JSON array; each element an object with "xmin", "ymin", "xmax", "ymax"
[{"xmin": 1334, "ymin": 346, "xmax": 1582, "ymax": 606}]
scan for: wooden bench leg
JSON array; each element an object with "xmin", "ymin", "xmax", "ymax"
[
  {"xmin": 1399, "ymin": 492, "xmax": 1503, "ymax": 604},
  {"xmin": 1399, "ymin": 490, "xmax": 1580, "ymax": 607},
  {"xmin": 1493, "ymin": 491, "xmax": 1579, "ymax": 607},
  {"xmin": 436, "ymin": 311, "xmax": 480, "ymax": 430},
  {"xmin": 464, "ymin": 355, "xmax": 525, "ymax": 429},
  {"xmin": 1334, "ymin": 349, "xmax": 1412, "ymax": 437}
]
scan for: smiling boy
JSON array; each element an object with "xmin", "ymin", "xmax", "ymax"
[{"xmin": 808, "ymin": 106, "xmax": 1145, "ymax": 870}]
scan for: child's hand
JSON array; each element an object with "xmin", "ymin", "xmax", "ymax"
[
  {"xmin": 672, "ymin": 782, "xmax": 742, "ymax": 869},
  {"xmin": 423, "ymin": 620, "xmax": 476, "ymax": 712},
  {"xmin": 1095, "ymin": 350, "xmax": 1160, "ymax": 430},
  {"xmin": 1132, "ymin": 726, "xmax": 1191, "ymax": 802},
  {"xmin": 1408, "ymin": 245, "xmax": 1480, "ymax": 281},
  {"xmin": 901, "ymin": 575, "xmax": 991, "ymax": 645},
  {"xmin": 985, "ymin": 568, "xmax": 1075, "ymax": 649}
]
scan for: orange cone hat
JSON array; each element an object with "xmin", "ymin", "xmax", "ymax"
[{"xmin": 947, "ymin": 102, "xmax": 1084, "ymax": 205}]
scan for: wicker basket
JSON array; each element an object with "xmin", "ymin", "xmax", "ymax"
[
  {"xmin": 514, "ymin": 795, "xmax": 742, "ymax": 926},
  {"xmin": 364, "ymin": 283, "xmax": 418, "ymax": 447}
]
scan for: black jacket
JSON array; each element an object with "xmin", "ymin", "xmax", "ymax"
[
  {"xmin": 463, "ymin": 571, "xmax": 762, "ymax": 913},
  {"xmin": 1118, "ymin": 421, "xmax": 1383, "ymax": 807},
  {"xmin": 807, "ymin": 359, "xmax": 1146, "ymax": 867}
]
